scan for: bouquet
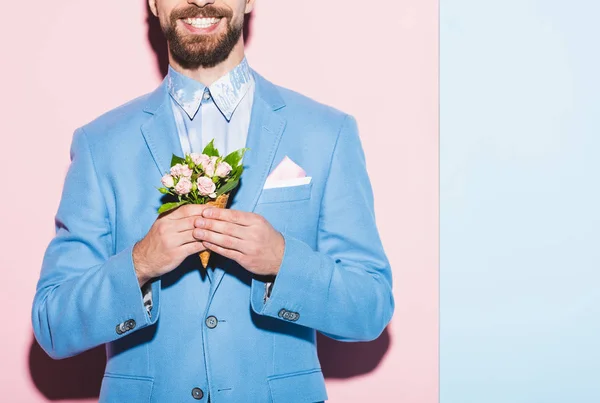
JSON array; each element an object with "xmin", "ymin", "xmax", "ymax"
[{"xmin": 157, "ymin": 139, "xmax": 249, "ymax": 268}]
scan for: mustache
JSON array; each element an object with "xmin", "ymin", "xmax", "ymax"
[{"xmin": 170, "ymin": 5, "xmax": 233, "ymax": 21}]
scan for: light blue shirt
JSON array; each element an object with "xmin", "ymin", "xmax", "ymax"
[{"xmin": 143, "ymin": 57, "xmax": 272, "ymax": 316}]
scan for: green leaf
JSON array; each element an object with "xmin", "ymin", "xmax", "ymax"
[
  {"xmin": 202, "ymin": 139, "xmax": 219, "ymax": 157},
  {"xmin": 157, "ymin": 201, "xmax": 188, "ymax": 215},
  {"xmin": 223, "ymin": 147, "xmax": 250, "ymax": 168},
  {"xmin": 170, "ymin": 154, "xmax": 185, "ymax": 166},
  {"xmin": 231, "ymin": 164, "xmax": 244, "ymax": 181},
  {"xmin": 227, "ymin": 164, "xmax": 241, "ymax": 180},
  {"xmin": 216, "ymin": 178, "xmax": 240, "ymax": 196}
]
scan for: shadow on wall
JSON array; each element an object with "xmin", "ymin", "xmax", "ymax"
[
  {"xmin": 28, "ymin": 329, "xmax": 391, "ymax": 399},
  {"xmin": 29, "ymin": 339, "xmax": 106, "ymax": 400},
  {"xmin": 317, "ymin": 330, "xmax": 391, "ymax": 379},
  {"xmin": 28, "ymin": 5, "xmax": 392, "ymax": 400}
]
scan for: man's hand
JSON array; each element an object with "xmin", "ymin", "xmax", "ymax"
[
  {"xmin": 132, "ymin": 204, "xmax": 213, "ymax": 287},
  {"xmin": 192, "ymin": 208, "xmax": 285, "ymax": 277}
]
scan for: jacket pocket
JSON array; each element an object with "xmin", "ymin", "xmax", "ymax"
[
  {"xmin": 267, "ymin": 368, "xmax": 328, "ymax": 403},
  {"xmin": 99, "ymin": 373, "xmax": 154, "ymax": 403},
  {"xmin": 257, "ymin": 182, "xmax": 313, "ymax": 204}
]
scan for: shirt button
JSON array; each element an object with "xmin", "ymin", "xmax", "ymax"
[
  {"xmin": 203, "ymin": 91, "xmax": 211, "ymax": 101},
  {"xmin": 205, "ymin": 316, "xmax": 218, "ymax": 329},
  {"xmin": 191, "ymin": 387, "xmax": 204, "ymax": 400}
]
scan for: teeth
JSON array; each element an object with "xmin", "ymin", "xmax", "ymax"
[{"xmin": 184, "ymin": 17, "xmax": 220, "ymax": 28}]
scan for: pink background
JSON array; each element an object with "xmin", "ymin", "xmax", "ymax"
[{"xmin": 0, "ymin": 1, "xmax": 438, "ymax": 402}]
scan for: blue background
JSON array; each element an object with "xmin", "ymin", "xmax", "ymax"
[{"xmin": 441, "ymin": 1, "xmax": 600, "ymax": 402}]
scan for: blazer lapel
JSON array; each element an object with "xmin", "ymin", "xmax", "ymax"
[
  {"xmin": 208, "ymin": 70, "xmax": 287, "ymax": 298},
  {"xmin": 141, "ymin": 79, "xmax": 185, "ymax": 179}
]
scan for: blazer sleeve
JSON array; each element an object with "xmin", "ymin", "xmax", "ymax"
[
  {"xmin": 31, "ymin": 127, "xmax": 159, "ymax": 360},
  {"xmin": 250, "ymin": 114, "xmax": 395, "ymax": 342}
]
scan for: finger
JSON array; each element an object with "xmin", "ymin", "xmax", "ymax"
[
  {"xmin": 193, "ymin": 229, "xmax": 246, "ymax": 253},
  {"xmin": 202, "ymin": 208, "xmax": 253, "ymax": 226},
  {"xmin": 202, "ymin": 241, "xmax": 244, "ymax": 262},
  {"xmin": 174, "ymin": 216, "xmax": 208, "ymax": 233},
  {"xmin": 168, "ymin": 203, "xmax": 211, "ymax": 220},
  {"xmin": 175, "ymin": 229, "xmax": 200, "ymax": 246},
  {"xmin": 160, "ymin": 203, "xmax": 191, "ymax": 219},
  {"xmin": 181, "ymin": 240, "xmax": 207, "ymax": 255},
  {"xmin": 194, "ymin": 217, "xmax": 246, "ymax": 239}
]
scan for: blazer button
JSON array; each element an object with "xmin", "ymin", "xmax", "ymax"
[
  {"xmin": 205, "ymin": 316, "xmax": 218, "ymax": 329},
  {"xmin": 126, "ymin": 319, "xmax": 136, "ymax": 330},
  {"xmin": 191, "ymin": 387, "xmax": 204, "ymax": 399}
]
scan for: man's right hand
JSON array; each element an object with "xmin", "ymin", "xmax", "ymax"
[{"xmin": 132, "ymin": 204, "xmax": 212, "ymax": 287}]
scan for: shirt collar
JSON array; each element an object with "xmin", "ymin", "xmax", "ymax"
[{"xmin": 166, "ymin": 57, "xmax": 253, "ymax": 121}]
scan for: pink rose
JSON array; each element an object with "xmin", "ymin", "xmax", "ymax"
[
  {"xmin": 189, "ymin": 153, "xmax": 204, "ymax": 166},
  {"xmin": 215, "ymin": 161, "xmax": 232, "ymax": 178},
  {"xmin": 170, "ymin": 164, "xmax": 182, "ymax": 176},
  {"xmin": 202, "ymin": 156, "xmax": 218, "ymax": 177},
  {"xmin": 170, "ymin": 163, "xmax": 193, "ymax": 178},
  {"xmin": 197, "ymin": 176, "xmax": 216, "ymax": 196},
  {"xmin": 195, "ymin": 153, "xmax": 211, "ymax": 167},
  {"xmin": 161, "ymin": 174, "xmax": 175, "ymax": 188},
  {"xmin": 174, "ymin": 177, "xmax": 192, "ymax": 195},
  {"xmin": 181, "ymin": 165, "xmax": 193, "ymax": 178}
]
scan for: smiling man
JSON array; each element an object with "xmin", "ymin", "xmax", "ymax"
[{"xmin": 31, "ymin": 1, "xmax": 394, "ymax": 402}]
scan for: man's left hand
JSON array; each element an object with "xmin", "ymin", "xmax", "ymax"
[{"xmin": 192, "ymin": 207, "xmax": 284, "ymax": 276}]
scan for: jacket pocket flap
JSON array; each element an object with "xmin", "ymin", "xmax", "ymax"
[
  {"xmin": 258, "ymin": 182, "xmax": 313, "ymax": 204},
  {"xmin": 99, "ymin": 373, "xmax": 154, "ymax": 403},
  {"xmin": 268, "ymin": 368, "xmax": 327, "ymax": 402}
]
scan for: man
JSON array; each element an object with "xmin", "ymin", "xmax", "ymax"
[{"xmin": 31, "ymin": 0, "xmax": 394, "ymax": 402}]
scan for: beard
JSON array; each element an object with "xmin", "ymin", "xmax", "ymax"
[{"xmin": 161, "ymin": 5, "xmax": 243, "ymax": 69}]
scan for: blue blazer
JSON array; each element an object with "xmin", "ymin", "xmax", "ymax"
[{"xmin": 32, "ymin": 69, "xmax": 394, "ymax": 403}]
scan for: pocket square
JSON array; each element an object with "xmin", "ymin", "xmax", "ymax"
[{"xmin": 264, "ymin": 156, "xmax": 312, "ymax": 189}]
